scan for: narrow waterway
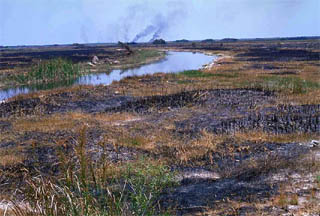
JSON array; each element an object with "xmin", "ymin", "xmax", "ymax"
[{"xmin": 0, "ymin": 51, "xmax": 216, "ymax": 101}]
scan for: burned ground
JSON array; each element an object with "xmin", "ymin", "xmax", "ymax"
[
  {"xmin": 237, "ymin": 48, "xmax": 320, "ymax": 62},
  {"xmin": 0, "ymin": 38, "xmax": 320, "ymax": 215},
  {"xmin": 0, "ymin": 45, "xmax": 128, "ymax": 70},
  {"xmin": 4, "ymin": 88, "xmax": 319, "ymax": 136}
]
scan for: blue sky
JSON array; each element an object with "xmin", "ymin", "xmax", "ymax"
[{"xmin": 0, "ymin": 0, "xmax": 319, "ymax": 45}]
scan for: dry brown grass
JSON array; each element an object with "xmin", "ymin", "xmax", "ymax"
[
  {"xmin": 12, "ymin": 112, "xmax": 90, "ymax": 133},
  {"xmin": 12, "ymin": 111, "xmax": 140, "ymax": 134},
  {"xmin": 114, "ymin": 46, "xmax": 320, "ymax": 106},
  {"xmin": 0, "ymin": 147, "xmax": 25, "ymax": 167},
  {"xmin": 0, "ymin": 155, "xmax": 24, "ymax": 167},
  {"xmin": 231, "ymin": 130, "xmax": 319, "ymax": 144},
  {"xmin": 276, "ymin": 89, "xmax": 320, "ymax": 105},
  {"xmin": 93, "ymin": 112, "xmax": 141, "ymax": 126},
  {"xmin": 1, "ymin": 40, "xmax": 319, "ymax": 215},
  {"xmin": 173, "ymin": 130, "xmax": 221, "ymax": 163}
]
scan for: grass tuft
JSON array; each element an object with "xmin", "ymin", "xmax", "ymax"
[
  {"xmin": 246, "ymin": 76, "xmax": 320, "ymax": 94},
  {"xmin": 11, "ymin": 125, "xmax": 176, "ymax": 216},
  {"xmin": 178, "ymin": 70, "xmax": 215, "ymax": 78},
  {"xmin": 13, "ymin": 58, "xmax": 84, "ymax": 85}
]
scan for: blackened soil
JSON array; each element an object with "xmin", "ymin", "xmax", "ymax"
[
  {"xmin": 0, "ymin": 98, "xmax": 57, "ymax": 117},
  {"xmin": 161, "ymin": 177, "xmax": 275, "ymax": 215},
  {"xmin": 0, "ymin": 120, "xmax": 11, "ymax": 132},
  {"xmin": 0, "ymin": 91, "xmax": 134, "ymax": 117},
  {"xmin": 269, "ymin": 71, "xmax": 297, "ymax": 75},
  {"xmin": 161, "ymin": 142, "xmax": 312, "ymax": 215},
  {"xmin": 0, "ymin": 126, "xmax": 149, "ymax": 192},
  {"xmin": 176, "ymin": 104, "xmax": 320, "ymax": 134},
  {"xmin": 2, "ymin": 88, "xmax": 319, "ymax": 135},
  {"xmin": 175, "ymin": 90, "xmax": 320, "ymax": 134},
  {"xmin": 105, "ymin": 90, "xmax": 206, "ymax": 113},
  {"xmin": 237, "ymin": 48, "xmax": 320, "ymax": 62},
  {"xmin": 0, "ymin": 45, "xmax": 128, "ymax": 70},
  {"xmin": 246, "ymin": 63, "xmax": 281, "ymax": 70},
  {"xmin": 105, "ymin": 88, "xmax": 274, "ymax": 115}
]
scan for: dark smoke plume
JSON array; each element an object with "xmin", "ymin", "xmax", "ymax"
[
  {"xmin": 149, "ymin": 28, "xmax": 161, "ymax": 42},
  {"xmin": 132, "ymin": 25, "xmax": 157, "ymax": 42},
  {"xmin": 130, "ymin": 2, "xmax": 187, "ymax": 43}
]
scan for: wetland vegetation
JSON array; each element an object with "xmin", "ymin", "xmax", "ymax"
[{"xmin": 0, "ymin": 38, "xmax": 319, "ymax": 215}]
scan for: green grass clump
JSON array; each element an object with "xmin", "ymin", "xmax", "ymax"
[
  {"xmin": 177, "ymin": 70, "xmax": 238, "ymax": 79},
  {"xmin": 127, "ymin": 50, "xmax": 164, "ymax": 65},
  {"xmin": 178, "ymin": 70, "xmax": 214, "ymax": 78},
  {"xmin": 245, "ymin": 75, "xmax": 320, "ymax": 94},
  {"xmin": 13, "ymin": 126, "xmax": 176, "ymax": 216},
  {"xmin": 14, "ymin": 58, "xmax": 83, "ymax": 85}
]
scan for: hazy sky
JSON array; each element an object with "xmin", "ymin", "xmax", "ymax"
[{"xmin": 0, "ymin": 0, "xmax": 319, "ymax": 45}]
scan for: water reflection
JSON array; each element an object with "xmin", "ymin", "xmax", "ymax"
[{"xmin": 0, "ymin": 52, "xmax": 215, "ymax": 101}]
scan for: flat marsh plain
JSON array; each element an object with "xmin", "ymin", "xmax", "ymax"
[{"xmin": 0, "ymin": 38, "xmax": 319, "ymax": 215}]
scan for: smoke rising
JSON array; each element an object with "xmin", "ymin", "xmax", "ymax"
[
  {"xmin": 1, "ymin": 0, "xmax": 319, "ymax": 46},
  {"xmin": 130, "ymin": 3, "xmax": 187, "ymax": 42},
  {"xmin": 132, "ymin": 25, "xmax": 157, "ymax": 42}
]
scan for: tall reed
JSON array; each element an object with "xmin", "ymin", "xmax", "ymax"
[{"xmin": 14, "ymin": 58, "xmax": 84, "ymax": 85}]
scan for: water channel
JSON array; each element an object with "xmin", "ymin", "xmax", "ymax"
[{"xmin": 0, "ymin": 51, "xmax": 216, "ymax": 101}]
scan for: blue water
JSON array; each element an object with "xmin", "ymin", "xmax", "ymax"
[{"xmin": 0, "ymin": 51, "xmax": 215, "ymax": 101}]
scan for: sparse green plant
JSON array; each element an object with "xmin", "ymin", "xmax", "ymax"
[
  {"xmin": 277, "ymin": 192, "xmax": 288, "ymax": 208},
  {"xmin": 316, "ymin": 175, "xmax": 320, "ymax": 188},
  {"xmin": 126, "ymin": 49, "xmax": 164, "ymax": 66},
  {"xmin": 176, "ymin": 70, "xmax": 238, "ymax": 79},
  {"xmin": 247, "ymin": 76, "xmax": 320, "ymax": 94},
  {"xmin": 13, "ymin": 58, "xmax": 84, "ymax": 85},
  {"xmin": 177, "ymin": 70, "xmax": 214, "ymax": 78},
  {"xmin": 289, "ymin": 194, "xmax": 299, "ymax": 205},
  {"xmin": 12, "ymin": 126, "xmax": 176, "ymax": 216}
]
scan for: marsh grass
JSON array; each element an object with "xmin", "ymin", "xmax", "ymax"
[
  {"xmin": 13, "ymin": 58, "xmax": 84, "ymax": 85},
  {"xmin": 12, "ymin": 126, "xmax": 176, "ymax": 216},
  {"xmin": 176, "ymin": 70, "xmax": 238, "ymax": 79},
  {"xmin": 121, "ymin": 49, "xmax": 165, "ymax": 67},
  {"xmin": 242, "ymin": 75, "xmax": 320, "ymax": 94}
]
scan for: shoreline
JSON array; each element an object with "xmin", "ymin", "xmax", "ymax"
[
  {"xmin": 0, "ymin": 49, "xmax": 167, "ymax": 91},
  {"xmin": 0, "ymin": 50, "xmax": 214, "ymax": 102}
]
